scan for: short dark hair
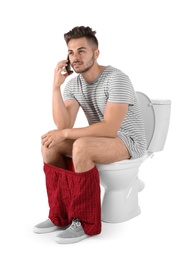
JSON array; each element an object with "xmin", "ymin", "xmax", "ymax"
[{"xmin": 64, "ymin": 26, "xmax": 98, "ymax": 48}]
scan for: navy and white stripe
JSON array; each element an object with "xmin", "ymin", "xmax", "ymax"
[{"xmin": 63, "ymin": 66, "xmax": 147, "ymax": 158}]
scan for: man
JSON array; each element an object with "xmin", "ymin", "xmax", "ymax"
[{"xmin": 33, "ymin": 26, "xmax": 147, "ymax": 244}]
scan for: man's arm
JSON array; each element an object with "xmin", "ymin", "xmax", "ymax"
[
  {"xmin": 52, "ymin": 88, "xmax": 79, "ymax": 129},
  {"xmin": 52, "ymin": 60, "xmax": 79, "ymax": 129},
  {"xmin": 64, "ymin": 102, "xmax": 128, "ymax": 139},
  {"xmin": 41, "ymin": 102, "xmax": 128, "ymax": 148}
]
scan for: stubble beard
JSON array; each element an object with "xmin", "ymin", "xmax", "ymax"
[{"xmin": 73, "ymin": 54, "xmax": 95, "ymax": 74}]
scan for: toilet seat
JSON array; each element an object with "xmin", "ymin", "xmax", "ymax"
[
  {"xmin": 136, "ymin": 92, "xmax": 156, "ymax": 150},
  {"xmin": 97, "ymin": 152, "xmax": 148, "ymax": 171}
]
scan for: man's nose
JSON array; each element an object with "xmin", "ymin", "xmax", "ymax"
[
  {"xmin": 73, "ymin": 58, "xmax": 79, "ymax": 62},
  {"xmin": 71, "ymin": 53, "xmax": 80, "ymax": 63}
]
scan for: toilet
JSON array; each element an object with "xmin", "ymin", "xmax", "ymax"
[{"xmin": 96, "ymin": 91, "xmax": 171, "ymax": 223}]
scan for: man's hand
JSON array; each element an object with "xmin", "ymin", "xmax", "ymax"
[
  {"xmin": 53, "ymin": 60, "xmax": 73, "ymax": 89},
  {"xmin": 41, "ymin": 129, "xmax": 66, "ymax": 148}
]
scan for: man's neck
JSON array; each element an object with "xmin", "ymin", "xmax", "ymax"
[{"xmin": 81, "ymin": 64, "xmax": 106, "ymax": 83}]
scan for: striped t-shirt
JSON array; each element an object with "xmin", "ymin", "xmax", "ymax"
[{"xmin": 63, "ymin": 66, "xmax": 147, "ymax": 159}]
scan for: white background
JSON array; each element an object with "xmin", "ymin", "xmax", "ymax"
[{"xmin": 0, "ymin": 0, "xmax": 193, "ymax": 259}]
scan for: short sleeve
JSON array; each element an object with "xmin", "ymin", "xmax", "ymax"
[
  {"xmin": 107, "ymin": 72, "xmax": 135, "ymax": 105},
  {"xmin": 63, "ymin": 80, "xmax": 76, "ymax": 102}
]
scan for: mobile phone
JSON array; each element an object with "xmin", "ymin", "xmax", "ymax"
[{"xmin": 65, "ymin": 55, "xmax": 72, "ymax": 74}]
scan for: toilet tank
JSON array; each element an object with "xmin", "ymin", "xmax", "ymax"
[
  {"xmin": 148, "ymin": 99, "xmax": 171, "ymax": 153},
  {"xmin": 136, "ymin": 92, "xmax": 171, "ymax": 153}
]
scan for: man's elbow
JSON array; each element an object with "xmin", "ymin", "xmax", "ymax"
[
  {"xmin": 106, "ymin": 126, "xmax": 119, "ymax": 138},
  {"xmin": 102, "ymin": 121, "xmax": 119, "ymax": 138}
]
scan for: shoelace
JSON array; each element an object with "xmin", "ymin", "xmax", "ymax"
[{"xmin": 70, "ymin": 219, "xmax": 81, "ymax": 230}]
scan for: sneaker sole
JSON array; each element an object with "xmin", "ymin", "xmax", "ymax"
[
  {"xmin": 33, "ymin": 225, "xmax": 70, "ymax": 234},
  {"xmin": 55, "ymin": 234, "xmax": 89, "ymax": 244},
  {"xmin": 33, "ymin": 226, "xmax": 60, "ymax": 234}
]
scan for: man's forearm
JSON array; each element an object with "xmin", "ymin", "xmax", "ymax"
[
  {"xmin": 52, "ymin": 88, "xmax": 71, "ymax": 129},
  {"xmin": 64, "ymin": 121, "xmax": 117, "ymax": 140}
]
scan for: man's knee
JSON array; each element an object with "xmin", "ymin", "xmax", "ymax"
[
  {"xmin": 72, "ymin": 138, "xmax": 96, "ymax": 172},
  {"xmin": 72, "ymin": 138, "xmax": 91, "ymax": 161},
  {"xmin": 41, "ymin": 145, "xmax": 53, "ymax": 162}
]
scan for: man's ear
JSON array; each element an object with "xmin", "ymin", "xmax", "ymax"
[{"xmin": 94, "ymin": 49, "xmax": 100, "ymax": 59}]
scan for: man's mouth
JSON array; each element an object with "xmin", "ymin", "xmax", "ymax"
[{"xmin": 73, "ymin": 62, "xmax": 82, "ymax": 67}]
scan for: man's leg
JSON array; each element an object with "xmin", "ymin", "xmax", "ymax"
[
  {"xmin": 41, "ymin": 136, "xmax": 129, "ymax": 171},
  {"xmin": 72, "ymin": 136, "xmax": 130, "ymax": 172},
  {"xmin": 34, "ymin": 139, "xmax": 75, "ymax": 231},
  {"xmin": 39, "ymin": 137, "xmax": 102, "ymax": 239},
  {"xmin": 41, "ymin": 139, "xmax": 74, "ymax": 169}
]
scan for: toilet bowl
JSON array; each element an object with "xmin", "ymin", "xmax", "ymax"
[{"xmin": 96, "ymin": 91, "xmax": 171, "ymax": 223}]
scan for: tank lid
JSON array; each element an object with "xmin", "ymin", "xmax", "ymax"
[{"xmin": 151, "ymin": 99, "xmax": 171, "ymax": 105}]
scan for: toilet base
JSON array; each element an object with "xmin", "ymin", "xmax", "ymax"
[
  {"xmin": 102, "ymin": 206, "xmax": 141, "ymax": 223},
  {"xmin": 101, "ymin": 177, "xmax": 144, "ymax": 223}
]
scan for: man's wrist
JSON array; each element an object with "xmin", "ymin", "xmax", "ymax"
[
  {"xmin": 52, "ymin": 84, "xmax": 61, "ymax": 90},
  {"xmin": 63, "ymin": 128, "xmax": 70, "ymax": 139}
]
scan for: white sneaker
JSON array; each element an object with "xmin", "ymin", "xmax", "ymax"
[
  {"xmin": 55, "ymin": 219, "xmax": 89, "ymax": 244},
  {"xmin": 33, "ymin": 219, "xmax": 69, "ymax": 234}
]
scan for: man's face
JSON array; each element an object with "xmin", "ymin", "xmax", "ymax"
[{"xmin": 67, "ymin": 37, "xmax": 97, "ymax": 74}]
